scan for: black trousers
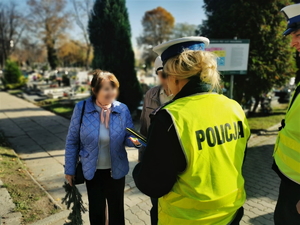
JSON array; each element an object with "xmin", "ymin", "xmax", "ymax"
[
  {"xmin": 274, "ymin": 178, "xmax": 300, "ymax": 224},
  {"xmin": 85, "ymin": 169, "xmax": 125, "ymax": 225},
  {"xmin": 230, "ymin": 207, "xmax": 243, "ymax": 225},
  {"xmin": 150, "ymin": 197, "xmax": 158, "ymax": 225}
]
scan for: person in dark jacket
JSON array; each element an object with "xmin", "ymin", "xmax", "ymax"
[
  {"xmin": 139, "ymin": 56, "xmax": 173, "ymax": 225},
  {"xmin": 65, "ymin": 69, "xmax": 137, "ymax": 225},
  {"xmin": 139, "ymin": 56, "xmax": 173, "ymax": 160},
  {"xmin": 132, "ymin": 37, "xmax": 250, "ymax": 224}
]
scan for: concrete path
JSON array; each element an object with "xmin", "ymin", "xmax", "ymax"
[
  {"xmin": 0, "ymin": 179, "xmax": 22, "ymax": 225},
  {"xmin": 0, "ymin": 91, "xmax": 282, "ymax": 225}
]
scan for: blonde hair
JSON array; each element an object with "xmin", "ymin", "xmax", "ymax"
[{"xmin": 163, "ymin": 50, "xmax": 221, "ymax": 92}]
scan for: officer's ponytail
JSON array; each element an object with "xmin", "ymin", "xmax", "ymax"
[{"xmin": 163, "ymin": 50, "xmax": 221, "ymax": 93}]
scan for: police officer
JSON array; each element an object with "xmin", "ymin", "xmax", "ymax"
[
  {"xmin": 273, "ymin": 3, "xmax": 300, "ymax": 224},
  {"xmin": 133, "ymin": 36, "xmax": 251, "ymax": 224}
]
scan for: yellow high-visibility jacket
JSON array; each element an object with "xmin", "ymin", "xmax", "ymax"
[
  {"xmin": 159, "ymin": 93, "xmax": 251, "ymax": 224},
  {"xmin": 274, "ymin": 82, "xmax": 300, "ymax": 184}
]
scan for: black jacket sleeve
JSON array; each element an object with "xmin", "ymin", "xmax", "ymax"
[{"xmin": 133, "ymin": 110, "xmax": 187, "ymax": 198}]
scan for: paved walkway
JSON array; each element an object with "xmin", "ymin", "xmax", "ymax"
[
  {"xmin": 0, "ymin": 179, "xmax": 22, "ymax": 225},
  {"xmin": 0, "ymin": 91, "xmax": 281, "ymax": 225}
]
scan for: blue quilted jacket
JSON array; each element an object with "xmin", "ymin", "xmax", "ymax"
[{"xmin": 65, "ymin": 96, "xmax": 135, "ymax": 180}]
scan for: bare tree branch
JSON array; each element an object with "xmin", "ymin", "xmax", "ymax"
[
  {"xmin": 71, "ymin": 0, "xmax": 93, "ymax": 69},
  {"xmin": 26, "ymin": 0, "xmax": 69, "ymax": 69},
  {"xmin": 0, "ymin": 2, "xmax": 25, "ymax": 67}
]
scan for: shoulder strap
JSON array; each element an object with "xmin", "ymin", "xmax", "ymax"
[
  {"xmin": 77, "ymin": 101, "xmax": 86, "ymax": 156},
  {"xmin": 288, "ymin": 85, "xmax": 300, "ymax": 112},
  {"xmin": 80, "ymin": 101, "xmax": 86, "ymax": 125}
]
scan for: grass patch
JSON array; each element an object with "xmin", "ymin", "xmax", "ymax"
[
  {"xmin": 0, "ymin": 132, "xmax": 60, "ymax": 224},
  {"xmin": 35, "ymin": 99, "xmax": 74, "ymax": 119},
  {"xmin": 7, "ymin": 89, "xmax": 23, "ymax": 96},
  {"xmin": 7, "ymin": 90, "xmax": 86, "ymax": 119},
  {"xmin": 247, "ymin": 103, "xmax": 288, "ymax": 133},
  {"xmin": 49, "ymin": 106, "xmax": 73, "ymax": 114}
]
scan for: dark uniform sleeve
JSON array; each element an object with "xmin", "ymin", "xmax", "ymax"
[{"xmin": 133, "ymin": 110, "xmax": 187, "ymax": 198}]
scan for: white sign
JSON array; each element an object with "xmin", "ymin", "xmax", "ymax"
[{"xmin": 206, "ymin": 39, "xmax": 250, "ymax": 75}]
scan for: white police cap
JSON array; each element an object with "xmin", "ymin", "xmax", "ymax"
[
  {"xmin": 281, "ymin": 3, "xmax": 300, "ymax": 36},
  {"xmin": 153, "ymin": 36, "xmax": 210, "ymax": 63},
  {"xmin": 154, "ymin": 56, "xmax": 163, "ymax": 74}
]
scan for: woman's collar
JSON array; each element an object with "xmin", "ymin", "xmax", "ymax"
[{"xmin": 85, "ymin": 97, "xmax": 121, "ymax": 114}]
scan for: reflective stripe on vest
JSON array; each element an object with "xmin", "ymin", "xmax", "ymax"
[
  {"xmin": 159, "ymin": 94, "xmax": 251, "ymax": 225},
  {"xmin": 274, "ymin": 82, "xmax": 300, "ymax": 184}
]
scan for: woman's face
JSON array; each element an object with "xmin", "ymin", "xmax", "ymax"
[
  {"xmin": 157, "ymin": 70, "xmax": 168, "ymax": 86},
  {"xmin": 291, "ymin": 29, "xmax": 300, "ymax": 52},
  {"xmin": 95, "ymin": 79, "xmax": 118, "ymax": 105}
]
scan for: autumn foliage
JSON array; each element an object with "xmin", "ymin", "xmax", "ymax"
[
  {"xmin": 138, "ymin": 7, "xmax": 175, "ymax": 46},
  {"xmin": 58, "ymin": 40, "xmax": 93, "ymax": 67},
  {"xmin": 138, "ymin": 7, "xmax": 175, "ymax": 67}
]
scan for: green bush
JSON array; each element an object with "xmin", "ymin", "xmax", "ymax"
[
  {"xmin": 4, "ymin": 60, "xmax": 22, "ymax": 83},
  {"xmin": 41, "ymin": 64, "xmax": 49, "ymax": 71},
  {"xmin": 6, "ymin": 82, "xmax": 26, "ymax": 90},
  {"xmin": 4, "ymin": 60, "xmax": 27, "ymax": 89},
  {"xmin": 77, "ymin": 86, "xmax": 86, "ymax": 93},
  {"xmin": 5, "ymin": 77, "xmax": 27, "ymax": 89}
]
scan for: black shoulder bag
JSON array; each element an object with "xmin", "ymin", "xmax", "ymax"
[{"xmin": 74, "ymin": 101, "xmax": 86, "ymax": 185}]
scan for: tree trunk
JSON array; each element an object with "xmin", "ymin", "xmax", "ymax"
[
  {"xmin": 1, "ymin": 41, "xmax": 8, "ymax": 67},
  {"xmin": 85, "ymin": 44, "xmax": 91, "ymax": 70},
  {"xmin": 46, "ymin": 40, "xmax": 59, "ymax": 70}
]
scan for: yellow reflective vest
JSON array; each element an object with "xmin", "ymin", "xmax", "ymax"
[
  {"xmin": 159, "ymin": 93, "xmax": 251, "ymax": 225},
  {"xmin": 274, "ymin": 82, "xmax": 300, "ymax": 184}
]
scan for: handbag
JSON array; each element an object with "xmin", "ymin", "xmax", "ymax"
[{"xmin": 74, "ymin": 101, "xmax": 86, "ymax": 185}]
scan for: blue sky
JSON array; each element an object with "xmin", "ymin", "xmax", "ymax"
[
  {"xmin": 5, "ymin": 0, "xmax": 206, "ymax": 47},
  {"xmin": 126, "ymin": 0, "xmax": 206, "ymax": 46}
]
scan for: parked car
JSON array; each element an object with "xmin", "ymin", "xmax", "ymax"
[{"xmin": 275, "ymin": 88, "xmax": 292, "ymax": 103}]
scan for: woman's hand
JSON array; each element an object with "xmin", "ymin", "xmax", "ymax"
[
  {"xmin": 129, "ymin": 137, "xmax": 142, "ymax": 147},
  {"xmin": 65, "ymin": 174, "xmax": 75, "ymax": 186}
]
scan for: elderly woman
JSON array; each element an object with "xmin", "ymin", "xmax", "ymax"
[
  {"xmin": 65, "ymin": 69, "xmax": 136, "ymax": 225},
  {"xmin": 133, "ymin": 37, "xmax": 251, "ymax": 224}
]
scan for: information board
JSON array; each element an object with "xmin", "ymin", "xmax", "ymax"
[{"xmin": 206, "ymin": 39, "xmax": 250, "ymax": 75}]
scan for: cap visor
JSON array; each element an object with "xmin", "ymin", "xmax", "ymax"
[{"xmin": 283, "ymin": 28, "xmax": 295, "ymax": 36}]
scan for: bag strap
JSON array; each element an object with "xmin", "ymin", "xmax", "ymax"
[
  {"xmin": 79, "ymin": 101, "xmax": 86, "ymax": 125},
  {"xmin": 77, "ymin": 101, "xmax": 86, "ymax": 157}
]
